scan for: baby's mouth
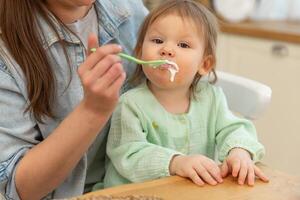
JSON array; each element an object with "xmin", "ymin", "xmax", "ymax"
[
  {"xmin": 159, "ymin": 61, "xmax": 179, "ymax": 71},
  {"xmin": 159, "ymin": 64, "xmax": 173, "ymax": 70},
  {"xmin": 158, "ymin": 60, "xmax": 179, "ymax": 82}
]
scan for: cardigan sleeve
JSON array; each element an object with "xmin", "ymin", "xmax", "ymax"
[{"xmin": 214, "ymin": 87, "xmax": 265, "ymax": 163}]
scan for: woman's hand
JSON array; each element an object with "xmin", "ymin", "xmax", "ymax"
[
  {"xmin": 78, "ymin": 34, "xmax": 126, "ymax": 117},
  {"xmin": 169, "ymin": 155, "xmax": 223, "ymax": 186},
  {"xmin": 221, "ymin": 148, "xmax": 269, "ymax": 186}
]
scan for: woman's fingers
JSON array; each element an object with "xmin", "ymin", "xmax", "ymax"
[
  {"xmin": 107, "ymin": 71, "xmax": 126, "ymax": 96},
  {"xmin": 81, "ymin": 54, "xmax": 122, "ymax": 87},
  {"xmin": 94, "ymin": 63, "xmax": 124, "ymax": 91},
  {"xmin": 79, "ymin": 44, "xmax": 122, "ymax": 75},
  {"xmin": 77, "ymin": 34, "xmax": 125, "ymax": 115},
  {"xmin": 87, "ymin": 33, "xmax": 99, "ymax": 56},
  {"xmin": 254, "ymin": 165, "xmax": 269, "ymax": 182},
  {"xmin": 92, "ymin": 55, "xmax": 122, "ymax": 78}
]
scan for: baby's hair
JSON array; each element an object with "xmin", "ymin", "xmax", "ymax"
[{"xmin": 130, "ymin": 0, "xmax": 219, "ymax": 96}]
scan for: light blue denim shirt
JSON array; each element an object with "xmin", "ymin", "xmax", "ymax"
[{"xmin": 0, "ymin": 0, "xmax": 148, "ymax": 199}]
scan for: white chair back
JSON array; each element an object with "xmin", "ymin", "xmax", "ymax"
[{"xmin": 214, "ymin": 71, "xmax": 272, "ymax": 120}]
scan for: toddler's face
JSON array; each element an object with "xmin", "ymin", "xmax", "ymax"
[{"xmin": 141, "ymin": 14, "xmax": 207, "ymax": 90}]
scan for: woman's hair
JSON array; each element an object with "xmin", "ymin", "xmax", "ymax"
[
  {"xmin": 131, "ymin": 0, "xmax": 218, "ymax": 95},
  {"xmin": 0, "ymin": 0, "xmax": 71, "ymax": 123}
]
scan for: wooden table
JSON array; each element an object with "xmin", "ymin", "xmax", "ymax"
[{"xmin": 78, "ymin": 165, "xmax": 300, "ymax": 200}]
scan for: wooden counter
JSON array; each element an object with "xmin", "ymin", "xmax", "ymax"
[
  {"xmin": 220, "ymin": 20, "xmax": 300, "ymax": 44},
  {"xmin": 76, "ymin": 165, "xmax": 300, "ymax": 200}
]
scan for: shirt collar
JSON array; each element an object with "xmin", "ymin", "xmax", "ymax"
[
  {"xmin": 95, "ymin": 0, "xmax": 130, "ymax": 45},
  {"xmin": 39, "ymin": 0, "xmax": 130, "ymax": 49}
]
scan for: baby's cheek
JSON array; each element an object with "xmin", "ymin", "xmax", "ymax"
[
  {"xmin": 175, "ymin": 68, "xmax": 195, "ymax": 83},
  {"xmin": 143, "ymin": 68, "xmax": 168, "ymax": 82},
  {"xmin": 174, "ymin": 73, "xmax": 185, "ymax": 83},
  {"xmin": 175, "ymin": 69, "xmax": 187, "ymax": 81}
]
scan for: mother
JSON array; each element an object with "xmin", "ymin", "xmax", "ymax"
[{"xmin": 0, "ymin": 0, "xmax": 147, "ymax": 199}]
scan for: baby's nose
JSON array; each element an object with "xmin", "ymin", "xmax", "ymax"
[{"xmin": 159, "ymin": 47, "xmax": 175, "ymax": 57}]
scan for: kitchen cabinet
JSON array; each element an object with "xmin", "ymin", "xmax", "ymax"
[{"xmin": 217, "ymin": 33, "xmax": 300, "ymax": 176}]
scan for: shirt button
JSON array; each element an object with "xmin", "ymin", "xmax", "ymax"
[{"xmin": 179, "ymin": 117, "xmax": 186, "ymax": 124}]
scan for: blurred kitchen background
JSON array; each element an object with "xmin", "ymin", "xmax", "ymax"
[{"xmin": 143, "ymin": 0, "xmax": 300, "ymax": 176}]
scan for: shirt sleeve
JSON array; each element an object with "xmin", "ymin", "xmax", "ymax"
[
  {"xmin": 106, "ymin": 97, "xmax": 182, "ymax": 183},
  {"xmin": 0, "ymin": 60, "xmax": 39, "ymax": 200},
  {"xmin": 214, "ymin": 87, "xmax": 265, "ymax": 163}
]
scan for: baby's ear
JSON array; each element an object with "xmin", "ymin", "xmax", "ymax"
[{"xmin": 198, "ymin": 55, "xmax": 214, "ymax": 76}]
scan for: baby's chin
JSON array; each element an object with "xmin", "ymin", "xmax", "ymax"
[{"xmin": 147, "ymin": 78, "xmax": 179, "ymax": 90}]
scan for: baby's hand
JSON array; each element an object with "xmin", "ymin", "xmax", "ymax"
[
  {"xmin": 221, "ymin": 148, "xmax": 269, "ymax": 186},
  {"xmin": 169, "ymin": 155, "xmax": 223, "ymax": 186}
]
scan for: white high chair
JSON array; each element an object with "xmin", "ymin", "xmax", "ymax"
[{"xmin": 214, "ymin": 71, "xmax": 272, "ymax": 120}]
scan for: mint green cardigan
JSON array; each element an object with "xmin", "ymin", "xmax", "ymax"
[{"xmin": 103, "ymin": 82, "xmax": 265, "ymax": 188}]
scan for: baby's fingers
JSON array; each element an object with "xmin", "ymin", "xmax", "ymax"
[
  {"xmin": 231, "ymin": 160, "xmax": 241, "ymax": 178},
  {"xmin": 247, "ymin": 166, "xmax": 255, "ymax": 186},
  {"xmin": 194, "ymin": 166, "xmax": 218, "ymax": 185},
  {"xmin": 254, "ymin": 165, "xmax": 269, "ymax": 182},
  {"xmin": 237, "ymin": 162, "xmax": 248, "ymax": 185},
  {"xmin": 204, "ymin": 162, "xmax": 223, "ymax": 183},
  {"xmin": 221, "ymin": 161, "xmax": 229, "ymax": 178},
  {"xmin": 189, "ymin": 171, "xmax": 204, "ymax": 186}
]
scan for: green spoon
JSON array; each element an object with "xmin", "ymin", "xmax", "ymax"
[
  {"xmin": 118, "ymin": 53, "xmax": 168, "ymax": 68},
  {"xmin": 90, "ymin": 48, "xmax": 167, "ymax": 68}
]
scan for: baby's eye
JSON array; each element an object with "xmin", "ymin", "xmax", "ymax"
[
  {"xmin": 151, "ymin": 38, "xmax": 163, "ymax": 44},
  {"xmin": 178, "ymin": 42, "xmax": 190, "ymax": 48}
]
